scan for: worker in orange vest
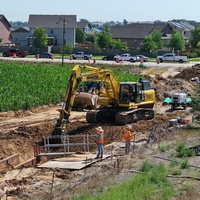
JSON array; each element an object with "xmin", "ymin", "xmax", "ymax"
[
  {"xmin": 123, "ymin": 124, "xmax": 135, "ymax": 155},
  {"xmin": 95, "ymin": 126, "xmax": 104, "ymax": 159}
]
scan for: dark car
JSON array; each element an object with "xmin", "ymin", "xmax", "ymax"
[
  {"xmin": 38, "ymin": 52, "xmax": 53, "ymax": 58},
  {"xmin": 136, "ymin": 55, "xmax": 149, "ymax": 62},
  {"xmin": 102, "ymin": 54, "xmax": 119, "ymax": 61}
]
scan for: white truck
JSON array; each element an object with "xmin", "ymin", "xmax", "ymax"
[
  {"xmin": 70, "ymin": 52, "xmax": 92, "ymax": 60},
  {"xmin": 157, "ymin": 53, "xmax": 187, "ymax": 63},
  {"xmin": 114, "ymin": 53, "xmax": 139, "ymax": 63}
]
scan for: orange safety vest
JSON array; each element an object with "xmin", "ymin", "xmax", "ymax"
[
  {"xmin": 97, "ymin": 132, "xmax": 104, "ymax": 144},
  {"xmin": 123, "ymin": 129, "xmax": 133, "ymax": 141}
]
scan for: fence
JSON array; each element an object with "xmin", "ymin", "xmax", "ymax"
[{"xmin": 40, "ymin": 134, "xmax": 97, "ymax": 156}]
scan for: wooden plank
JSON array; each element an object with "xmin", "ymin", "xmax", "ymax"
[{"xmin": 37, "ymin": 154, "xmax": 110, "ymax": 170}]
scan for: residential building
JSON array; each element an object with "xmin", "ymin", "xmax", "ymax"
[
  {"xmin": 77, "ymin": 22, "xmax": 93, "ymax": 34},
  {"xmin": 110, "ymin": 22, "xmax": 194, "ymax": 50},
  {"xmin": 0, "ymin": 14, "xmax": 12, "ymax": 44},
  {"xmin": 11, "ymin": 26, "xmax": 29, "ymax": 46},
  {"xmin": 28, "ymin": 14, "xmax": 77, "ymax": 47}
]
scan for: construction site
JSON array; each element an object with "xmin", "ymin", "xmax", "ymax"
[{"xmin": 0, "ymin": 62, "xmax": 200, "ymax": 199}]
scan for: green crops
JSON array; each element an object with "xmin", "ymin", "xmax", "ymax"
[{"xmin": 0, "ymin": 61, "xmax": 144, "ymax": 112}]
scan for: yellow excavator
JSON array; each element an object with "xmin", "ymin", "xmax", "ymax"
[{"xmin": 52, "ymin": 65, "xmax": 156, "ymax": 135}]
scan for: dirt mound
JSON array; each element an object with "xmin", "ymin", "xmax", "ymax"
[
  {"xmin": 153, "ymin": 77, "xmax": 195, "ymax": 101},
  {"xmin": 175, "ymin": 63, "xmax": 200, "ymax": 80}
]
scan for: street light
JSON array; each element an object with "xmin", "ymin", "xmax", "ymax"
[{"xmin": 57, "ymin": 16, "xmax": 71, "ymax": 67}]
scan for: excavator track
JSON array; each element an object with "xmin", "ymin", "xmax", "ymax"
[
  {"xmin": 86, "ymin": 108, "xmax": 155, "ymax": 125},
  {"xmin": 115, "ymin": 108, "xmax": 154, "ymax": 125}
]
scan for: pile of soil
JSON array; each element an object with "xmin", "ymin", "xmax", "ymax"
[{"xmin": 175, "ymin": 64, "xmax": 200, "ymax": 80}]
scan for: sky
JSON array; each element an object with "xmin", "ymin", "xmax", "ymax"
[{"xmin": 1, "ymin": 0, "xmax": 200, "ymax": 23}]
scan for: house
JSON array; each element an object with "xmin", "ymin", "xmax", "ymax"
[
  {"xmin": 110, "ymin": 22, "xmax": 194, "ymax": 50},
  {"xmin": 11, "ymin": 26, "xmax": 29, "ymax": 46},
  {"xmin": 0, "ymin": 14, "xmax": 12, "ymax": 44},
  {"xmin": 76, "ymin": 22, "xmax": 93, "ymax": 34},
  {"xmin": 92, "ymin": 27, "xmax": 102, "ymax": 35},
  {"xmin": 28, "ymin": 14, "xmax": 77, "ymax": 47}
]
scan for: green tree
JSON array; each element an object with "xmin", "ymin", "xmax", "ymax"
[
  {"xmin": 86, "ymin": 34, "xmax": 95, "ymax": 43},
  {"xmin": 113, "ymin": 39, "xmax": 128, "ymax": 50},
  {"xmin": 0, "ymin": 38, "xmax": 2, "ymax": 45},
  {"xmin": 140, "ymin": 36, "xmax": 157, "ymax": 55},
  {"xmin": 139, "ymin": 30, "xmax": 163, "ymax": 55},
  {"xmin": 80, "ymin": 18, "xmax": 89, "ymax": 23},
  {"xmin": 93, "ymin": 43, "xmax": 102, "ymax": 55},
  {"xmin": 64, "ymin": 42, "xmax": 73, "ymax": 54},
  {"xmin": 190, "ymin": 27, "xmax": 200, "ymax": 48},
  {"xmin": 113, "ymin": 39, "xmax": 123, "ymax": 49},
  {"xmin": 168, "ymin": 29, "xmax": 185, "ymax": 51},
  {"xmin": 32, "ymin": 27, "xmax": 48, "ymax": 52},
  {"xmin": 96, "ymin": 25, "xmax": 113, "ymax": 49},
  {"xmin": 151, "ymin": 30, "xmax": 163, "ymax": 50},
  {"xmin": 76, "ymin": 27, "xmax": 86, "ymax": 43}
]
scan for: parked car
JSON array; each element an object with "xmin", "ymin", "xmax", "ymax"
[
  {"xmin": 114, "ymin": 53, "xmax": 138, "ymax": 62},
  {"xmin": 70, "ymin": 52, "xmax": 92, "ymax": 60},
  {"xmin": 136, "ymin": 55, "xmax": 149, "ymax": 62},
  {"xmin": 38, "ymin": 52, "xmax": 53, "ymax": 58},
  {"xmin": 3, "ymin": 49, "xmax": 28, "ymax": 57},
  {"xmin": 102, "ymin": 54, "xmax": 119, "ymax": 61}
]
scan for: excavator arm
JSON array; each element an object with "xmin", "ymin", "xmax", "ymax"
[{"xmin": 53, "ymin": 65, "xmax": 121, "ymax": 135}]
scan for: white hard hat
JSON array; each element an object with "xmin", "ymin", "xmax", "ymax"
[
  {"xmin": 126, "ymin": 125, "xmax": 132, "ymax": 129},
  {"xmin": 96, "ymin": 126, "xmax": 103, "ymax": 132}
]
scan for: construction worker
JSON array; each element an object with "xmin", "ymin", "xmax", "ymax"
[
  {"xmin": 123, "ymin": 124, "xmax": 135, "ymax": 155},
  {"xmin": 95, "ymin": 126, "xmax": 104, "ymax": 159}
]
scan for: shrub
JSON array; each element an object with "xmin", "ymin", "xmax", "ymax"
[
  {"xmin": 140, "ymin": 160, "xmax": 154, "ymax": 172},
  {"xmin": 170, "ymin": 158, "xmax": 179, "ymax": 167},
  {"xmin": 194, "ymin": 48, "xmax": 200, "ymax": 57},
  {"xmin": 182, "ymin": 52, "xmax": 198, "ymax": 58},
  {"xmin": 176, "ymin": 142, "xmax": 195, "ymax": 158},
  {"xmin": 159, "ymin": 144, "xmax": 171, "ymax": 152},
  {"xmin": 181, "ymin": 159, "xmax": 190, "ymax": 169}
]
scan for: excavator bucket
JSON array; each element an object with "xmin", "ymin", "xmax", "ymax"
[{"xmin": 73, "ymin": 92, "xmax": 98, "ymax": 109}]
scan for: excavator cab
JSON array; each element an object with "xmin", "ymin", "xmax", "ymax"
[{"xmin": 119, "ymin": 83, "xmax": 142, "ymax": 104}]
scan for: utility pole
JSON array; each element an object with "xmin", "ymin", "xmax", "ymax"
[{"xmin": 57, "ymin": 16, "xmax": 71, "ymax": 67}]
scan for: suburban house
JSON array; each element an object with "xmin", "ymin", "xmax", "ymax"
[
  {"xmin": 0, "ymin": 14, "xmax": 12, "ymax": 44},
  {"xmin": 28, "ymin": 14, "xmax": 77, "ymax": 47},
  {"xmin": 76, "ymin": 21, "xmax": 93, "ymax": 34},
  {"xmin": 11, "ymin": 26, "xmax": 29, "ymax": 46},
  {"xmin": 110, "ymin": 21, "xmax": 194, "ymax": 50}
]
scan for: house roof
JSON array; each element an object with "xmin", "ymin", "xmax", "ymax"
[
  {"xmin": 0, "ymin": 14, "xmax": 12, "ymax": 27},
  {"xmin": 110, "ymin": 23, "xmax": 167, "ymax": 39},
  {"xmin": 28, "ymin": 15, "xmax": 77, "ymax": 28},
  {"xmin": 77, "ymin": 22, "xmax": 93, "ymax": 29},
  {"xmin": 110, "ymin": 22, "xmax": 192, "ymax": 40},
  {"xmin": 11, "ymin": 26, "xmax": 29, "ymax": 32},
  {"xmin": 179, "ymin": 21, "xmax": 195, "ymax": 30}
]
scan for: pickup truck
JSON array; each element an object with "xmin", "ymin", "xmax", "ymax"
[
  {"xmin": 2, "ymin": 49, "xmax": 28, "ymax": 58},
  {"xmin": 157, "ymin": 53, "xmax": 187, "ymax": 63},
  {"xmin": 114, "ymin": 53, "xmax": 139, "ymax": 63},
  {"xmin": 70, "ymin": 52, "xmax": 92, "ymax": 60}
]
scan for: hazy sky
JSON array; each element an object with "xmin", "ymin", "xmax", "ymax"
[{"xmin": 2, "ymin": 0, "xmax": 200, "ymax": 22}]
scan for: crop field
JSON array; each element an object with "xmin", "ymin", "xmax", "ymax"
[{"xmin": 0, "ymin": 61, "xmax": 143, "ymax": 112}]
